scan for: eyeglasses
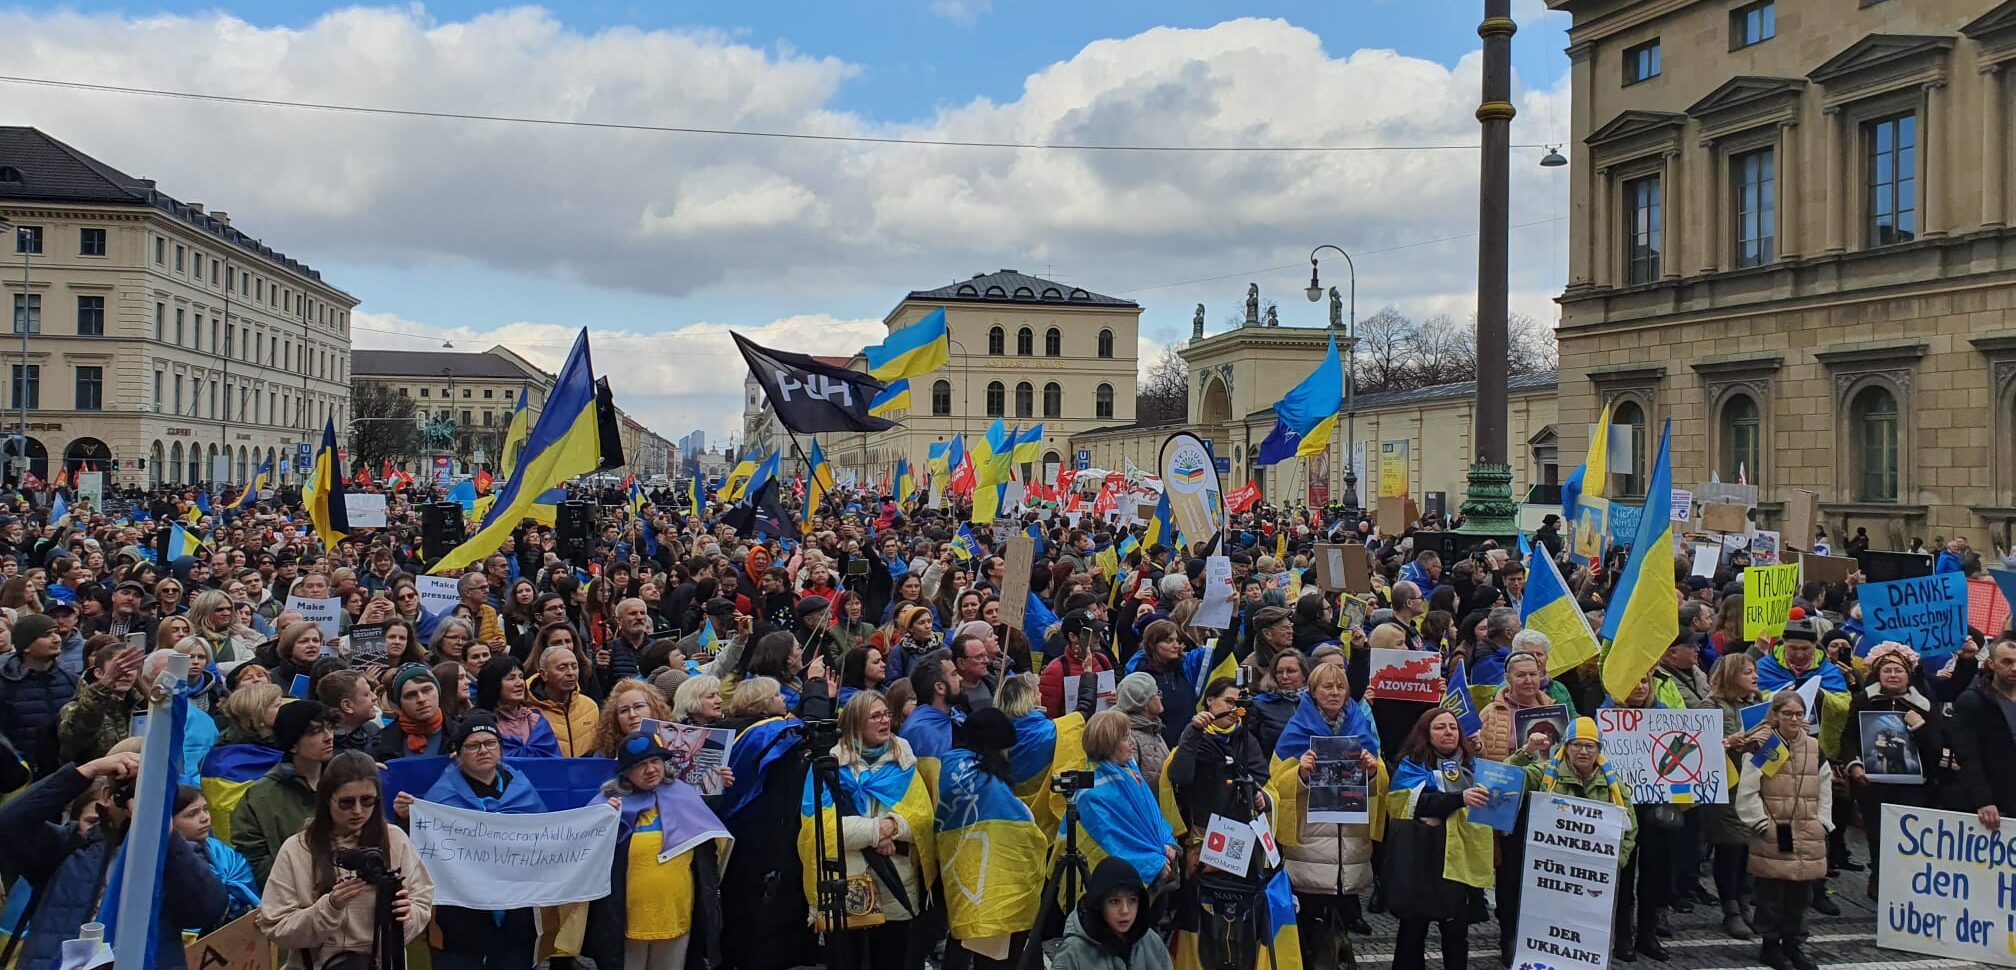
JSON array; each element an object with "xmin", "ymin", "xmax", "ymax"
[
  {"xmin": 866, "ymin": 710, "xmax": 892, "ymax": 722},
  {"xmin": 461, "ymin": 739, "xmax": 501, "ymax": 753},
  {"xmin": 335, "ymin": 794, "xmax": 379, "ymax": 811}
]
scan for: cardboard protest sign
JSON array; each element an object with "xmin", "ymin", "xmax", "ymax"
[
  {"xmin": 1860, "ymin": 572, "xmax": 1968, "ymax": 664},
  {"xmin": 996, "ymin": 535, "xmax": 1034, "ymax": 631},
  {"xmin": 408, "ymin": 800, "xmax": 623, "ymax": 909},
  {"xmin": 1876, "ymin": 804, "xmax": 2016, "ymax": 967},
  {"xmin": 1366, "ymin": 648, "xmax": 1445, "ymax": 703},
  {"xmin": 1311, "ymin": 543, "xmax": 1368, "ymax": 593},
  {"xmin": 1307, "ymin": 736, "xmax": 1368, "ymax": 824},
  {"xmin": 1593, "ymin": 707, "xmax": 1729, "ymax": 804},
  {"xmin": 1511, "ymin": 794, "xmax": 1628, "ymax": 970},
  {"xmin": 1742, "ymin": 562, "xmax": 1800, "ymax": 641},
  {"xmin": 284, "ymin": 595, "xmax": 342, "ymax": 640},
  {"xmin": 1375, "ymin": 497, "xmax": 1412, "ymax": 538},
  {"xmin": 184, "ymin": 912, "xmax": 273, "ymax": 970},
  {"xmin": 1800, "ymin": 553, "xmax": 1859, "ymax": 585},
  {"xmin": 1783, "ymin": 488, "xmax": 1819, "ymax": 552},
  {"xmin": 1700, "ymin": 503, "xmax": 1748, "ymax": 535}
]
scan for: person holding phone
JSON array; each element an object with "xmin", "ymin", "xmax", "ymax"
[{"xmin": 1735, "ymin": 691, "xmax": 1832, "ymax": 970}]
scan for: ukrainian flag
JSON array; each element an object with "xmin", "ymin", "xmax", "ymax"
[
  {"xmin": 498, "ymin": 382, "xmax": 532, "ymax": 476},
  {"xmin": 1751, "ymin": 732, "xmax": 1791, "ymax": 778},
  {"xmin": 1012, "ymin": 424, "xmax": 1044, "ymax": 464},
  {"xmin": 695, "ymin": 619, "xmax": 720, "ymax": 655},
  {"xmin": 970, "ymin": 420, "xmax": 1016, "ymax": 524},
  {"xmin": 805, "ymin": 440, "xmax": 837, "ymax": 525},
  {"xmin": 168, "ymin": 523, "xmax": 204, "ymax": 559},
  {"xmin": 746, "ymin": 451, "xmax": 781, "ymax": 502},
  {"xmin": 865, "ymin": 307, "xmax": 950, "ymax": 382},
  {"xmin": 926, "ymin": 439, "xmax": 951, "ymax": 479},
  {"xmin": 194, "ymin": 490, "xmax": 213, "ymax": 517},
  {"xmin": 1068, "ymin": 760, "xmax": 1178, "ymax": 892},
  {"xmin": 951, "ymin": 523, "xmax": 981, "ymax": 561},
  {"xmin": 1562, "ymin": 399, "xmax": 1614, "ymax": 529},
  {"xmin": 49, "ymin": 493, "xmax": 69, "ymax": 527},
  {"xmin": 688, "ymin": 474, "xmax": 704, "ymax": 512},
  {"xmin": 721, "ymin": 458, "xmax": 757, "ymax": 501},
  {"xmin": 432, "ymin": 329, "xmax": 601, "ymax": 574},
  {"xmin": 798, "ymin": 740, "xmax": 937, "ymax": 930},
  {"xmin": 626, "ymin": 480, "xmax": 647, "ymax": 519},
  {"xmin": 1519, "ymin": 537, "xmax": 1602, "ymax": 677},
  {"xmin": 868, "ymin": 379, "xmax": 911, "ymax": 418},
  {"xmin": 227, "ymin": 456, "xmax": 272, "ymax": 511},
  {"xmin": 1255, "ymin": 334, "xmax": 1343, "ymax": 465},
  {"xmin": 200, "ymin": 743, "xmax": 283, "ymax": 844},
  {"xmin": 1387, "ymin": 758, "xmax": 1494, "ymax": 888},
  {"xmin": 1599, "ymin": 417, "xmax": 1678, "ymax": 702},
  {"xmin": 1008, "ymin": 710, "xmax": 1088, "ymax": 833},
  {"xmin": 935, "ymin": 747, "xmax": 1046, "ymax": 942},
  {"xmin": 895, "ymin": 458, "xmax": 916, "ymax": 500},
  {"xmin": 1141, "ymin": 490, "xmax": 1176, "ymax": 551},
  {"xmin": 304, "ymin": 417, "xmax": 350, "ymax": 551}
]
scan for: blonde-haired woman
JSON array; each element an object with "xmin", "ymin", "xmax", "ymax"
[
  {"xmin": 189, "ymin": 590, "xmax": 249, "ymax": 663},
  {"xmin": 673, "ymin": 674, "xmax": 726, "ymax": 726},
  {"xmin": 217, "ymin": 682, "xmax": 284, "ymax": 747},
  {"xmin": 1075, "ymin": 709, "xmax": 1179, "ymax": 894}
]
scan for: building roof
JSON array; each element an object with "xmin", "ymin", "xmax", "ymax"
[
  {"xmin": 1071, "ymin": 416, "xmax": 1188, "ymax": 439},
  {"xmin": 1245, "ymin": 369, "xmax": 1559, "ymax": 421},
  {"xmin": 906, "ymin": 269, "xmax": 1138, "ymax": 309},
  {"xmin": 812, "ymin": 355, "xmax": 853, "ymax": 368},
  {"xmin": 0, "ymin": 126, "xmax": 348, "ymax": 296},
  {"xmin": 352, "ymin": 347, "xmax": 553, "ymax": 382}
]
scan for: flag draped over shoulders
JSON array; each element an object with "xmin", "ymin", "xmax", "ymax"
[
  {"xmin": 1386, "ymin": 757, "xmax": 1494, "ymax": 890},
  {"xmin": 1069, "ymin": 759, "xmax": 1175, "ymax": 889},
  {"xmin": 934, "ymin": 748, "xmax": 1045, "ymax": 942}
]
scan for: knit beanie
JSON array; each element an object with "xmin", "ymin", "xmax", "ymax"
[
  {"xmin": 390, "ymin": 663, "xmax": 437, "ymax": 700},
  {"xmin": 11, "ymin": 614, "xmax": 56, "ymax": 651},
  {"xmin": 272, "ymin": 700, "xmax": 328, "ymax": 754},
  {"xmin": 1114, "ymin": 671, "xmax": 1159, "ymax": 714}
]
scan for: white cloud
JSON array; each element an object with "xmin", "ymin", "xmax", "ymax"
[
  {"xmin": 2, "ymin": 8, "xmax": 1573, "ymax": 434},
  {"xmin": 930, "ymin": 0, "xmax": 992, "ymax": 27}
]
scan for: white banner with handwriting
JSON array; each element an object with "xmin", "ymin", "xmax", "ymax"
[{"xmin": 409, "ymin": 800, "xmax": 619, "ymax": 909}]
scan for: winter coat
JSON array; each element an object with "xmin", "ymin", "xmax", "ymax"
[
  {"xmin": 56, "ymin": 679, "xmax": 139, "ymax": 765},
  {"xmin": 0, "ymin": 764, "xmax": 227, "ymax": 969},
  {"xmin": 1128, "ymin": 712, "xmax": 1172, "ymax": 792},
  {"xmin": 1736, "ymin": 732, "xmax": 1833, "ymax": 882},
  {"xmin": 1040, "ymin": 652, "xmax": 1114, "ymax": 718},
  {"xmin": 1654, "ymin": 661, "xmax": 1712, "ymax": 710},
  {"xmin": 1509, "ymin": 751, "xmax": 1639, "ymax": 866},
  {"xmin": 1477, "ymin": 691, "xmax": 1550, "ymax": 763},
  {"xmin": 1166, "ymin": 722, "xmax": 1269, "ymax": 834},
  {"xmin": 231, "ymin": 761, "xmax": 319, "ymax": 889},
  {"xmin": 259, "ymin": 825, "xmax": 434, "ymax": 970},
  {"xmin": 1841, "ymin": 683, "xmax": 1943, "ymax": 805},
  {"xmin": 0, "ymin": 654, "xmax": 79, "ymax": 775},
  {"xmin": 1948, "ymin": 676, "xmax": 2016, "ymax": 814},
  {"xmin": 528, "ymin": 674, "xmax": 602, "ymax": 757},
  {"xmin": 1245, "ymin": 692, "xmax": 1299, "ymax": 755},
  {"xmin": 1379, "ymin": 786, "xmax": 1473, "ymax": 922},
  {"xmin": 1048, "ymin": 908, "xmax": 1174, "ymax": 970}
]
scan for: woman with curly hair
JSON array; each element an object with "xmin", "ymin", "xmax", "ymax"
[{"xmin": 597, "ymin": 679, "xmax": 675, "ymax": 759}]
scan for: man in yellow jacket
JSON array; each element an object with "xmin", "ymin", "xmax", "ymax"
[{"xmin": 528, "ymin": 638, "xmax": 600, "ymax": 756}]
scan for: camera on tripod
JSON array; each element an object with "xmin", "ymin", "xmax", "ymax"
[
  {"xmin": 336, "ymin": 847, "xmax": 402, "ymax": 889},
  {"xmin": 1049, "ymin": 769, "xmax": 1094, "ymax": 795}
]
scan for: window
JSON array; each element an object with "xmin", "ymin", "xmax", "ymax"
[
  {"xmin": 1097, "ymin": 329, "xmax": 1115, "ymax": 359},
  {"xmin": 0, "ymin": 166, "xmax": 16, "ymax": 183},
  {"xmin": 76, "ymin": 296, "xmax": 104, "ymax": 336},
  {"xmin": 1867, "ymin": 114, "xmax": 1917, "ymax": 247},
  {"xmin": 175, "ymin": 308, "xmax": 184, "ymax": 345},
  {"xmin": 192, "ymin": 253, "xmax": 203, "ymax": 280},
  {"xmin": 987, "ymin": 327, "xmax": 1004, "ymax": 355},
  {"xmin": 209, "ymin": 383, "xmax": 217, "ymax": 419},
  {"xmin": 13, "ymin": 226, "xmax": 41, "ymax": 254},
  {"xmin": 239, "ymin": 387, "xmax": 249, "ymax": 420},
  {"xmin": 985, "ymin": 381, "xmax": 1005, "ymax": 416},
  {"xmin": 174, "ymin": 245, "xmax": 184, "ymax": 271},
  {"xmin": 11, "ymin": 294, "xmax": 40, "ymax": 334},
  {"xmin": 1043, "ymin": 382, "xmax": 1062, "ymax": 418},
  {"xmin": 1624, "ymin": 174, "xmax": 1663, "ymax": 284},
  {"xmin": 462, "ymin": 388, "xmax": 471, "ymax": 398},
  {"xmin": 1015, "ymin": 381, "xmax": 1034, "ymax": 417},
  {"xmin": 462, "ymin": 410, "xmax": 472, "ymax": 426},
  {"xmin": 483, "ymin": 388, "xmax": 493, "ymax": 399},
  {"xmin": 9, "ymin": 365, "xmax": 38, "ymax": 409},
  {"xmin": 75, "ymin": 367, "xmax": 103, "ymax": 411},
  {"xmin": 398, "ymin": 387, "xmax": 409, "ymax": 397},
  {"xmin": 193, "ymin": 314, "xmax": 202, "ymax": 351},
  {"xmin": 1733, "ymin": 148, "xmax": 1776, "ymax": 268},
  {"xmin": 1720, "ymin": 394, "xmax": 1761, "ymax": 483},
  {"xmin": 931, "ymin": 379, "xmax": 952, "ymax": 416},
  {"xmin": 1732, "ymin": 2, "xmax": 1774, "ymax": 48},
  {"xmin": 504, "ymin": 388, "xmax": 514, "ymax": 400},
  {"xmin": 155, "ymin": 237, "xmax": 165, "ymax": 264},
  {"xmin": 1095, "ymin": 383, "xmax": 1115, "ymax": 420},
  {"xmin": 1623, "ymin": 39, "xmax": 1660, "ymax": 84},
  {"xmin": 1016, "ymin": 327, "xmax": 1033, "ymax": 356},
  {"xmin": 1612, "ymin": 399, "xmax": 1647, "ymax": 496},
  {"xmin": 153, "ymin": 371, "xmax": 163, "ymax": 411},
  {"xmin": 420, "ymin": 387, "xmax": 430, "ymax": 398},
  {"xmin": 78, "ymin": 228, "xmax": 106, "ymax": 256},
  {"xmin": 1851, "ymin": 386, "xmax": 1900, "ymax": 501},
  {"xmin": 226, "ymin": 266, "xmax": 235, "ymax": 290},
  {"xmin": 212, "ymin": 320, "xmax": 220, "ymax": 354},
  {"xmin": 224, "ymin": 325, "xmax": 234, "ymax": 356},
  {"xmin": 211, "ymin": 261, "xmax": 219, "ymax": 285},
  {"xmin": 255, "ymin": 332, "xmax": 263, "ymax": 361},
  {"xmin": 1044, "ymin": 328, "xmax": 1061, "ymax": 357},
  {"xmin": 154, "ymin": 303, "xmax": 164, "ymax": 340}
]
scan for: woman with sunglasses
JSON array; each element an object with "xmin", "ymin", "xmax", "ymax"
[{"xmin": 260, "ymin": 750, "xmax": 434, "ymax": 968}]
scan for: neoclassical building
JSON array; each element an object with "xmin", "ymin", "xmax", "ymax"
[{"xmin": 1551, "ymin": 0, "xmax": 2016, "ymax": 544}]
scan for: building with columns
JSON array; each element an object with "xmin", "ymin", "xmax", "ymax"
[
  {"xmin": 0, "ymin": 127, "xmax": 357, "ymax": 488},
  {"xmin": 1549, "ymin": 0, "xmax": 2016, "ymax": 545}
]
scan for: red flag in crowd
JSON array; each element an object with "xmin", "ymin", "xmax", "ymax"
[
  {"xmin": 354, "ymin": 464, "xmax": 374, "ymax": 488},
  {"xmin": 1226, "ymin": 480, "xmax": 1260, "ymax": 514},
  {"xmin": 474, "ymin": 468, "xmax": 494, "ymax": 495},
  {"xmin": 948, "ymin": 456, "xmax": 976, "ymax": 497}
]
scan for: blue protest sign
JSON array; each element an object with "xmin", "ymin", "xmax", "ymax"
[
  {"xmin": 1468, "ymin": 759, "xmax": 1526, "ymax": 834},
  {"xmin": 1605, "ymin": 502, "xmax": 1643, "ymax": 549},
  {"xmin": 1860, "ymin": 571, "xmax": 1968, "ymax": 664}
]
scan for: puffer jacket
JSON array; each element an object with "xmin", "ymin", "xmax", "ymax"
[
  {"xmin": 1049, "ymin": 908, "xmax": 1175, "ymax": 970},
  {"xmin": 1281, "ymin": 769, "xmax": 1378, "ymax": 898},
  {"xmin": 0, "ymin": 654, "xmax": 79, "ymax": 774},
  {"xmin": 528, "ymin": 674, "xmax": 602, "ymax": 757},
  {"xmin": 1477, "ymin": 691, "xmax": 1546, "ymax": 763},
  {"xmin": 1737, "ymin": 732, "xmax": 1832, "ymax": 882}
]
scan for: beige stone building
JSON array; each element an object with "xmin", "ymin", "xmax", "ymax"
[
  {"xmin": 351, "ymin": 346, "xmax": 554, "ymax": 472},
  {"xmin": 1551, "ymin": 0, "xmax": 2016, "ymax": 545},
  {"xmin": 0, "ymin": 127, "xmax": 357, "ymax": 488},
  {"xmin": 813, "ymin": 270, "xmax": 1142, "ymax": 480}
]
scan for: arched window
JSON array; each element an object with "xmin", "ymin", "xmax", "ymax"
[
  {"xmin": 1045, "ymin": 328, "xmax": 1061, "ymax": 357},
  {"xmin": 985, "ymin": 381, "xmax": 1005, "ymax": 417},
  {"xmin": 1043, "ymin": 382, "xmax": 1062, "ymax": 418},
  {"xmin": 169, "ymin": 442, "xmax": 183, "ymax": 485},
  {"xmin": 1095, "ymin": 383, "xmax": 1115, "ymax": 420},
  {"xmin": 988, "ymin": 327, "xmax": 1004, "ymax": 356},
  {"xmin": 1015, "ymin": 382, "xmax": 1034, "ymax": 417},
  {"xmin": 1719, "ymin": 393, "xmax": 1761, "ymax": 485},
  {"xmin": 1851, "ymin": 385, "xmax": 1900, "ymax": 502},
  {"xmin": 931, "ymin": 379, "xmax": 952, "ymax": 416},
  {"xmin": 1016, "ymin": 327, "xmax": 1033, "ymax": 356},
  {"xmin": 1611, "ymin": 398, "xmax": 1647, "ymax": 496},
  {"xmin": 1097, "ymin": 329, "xmax": 1115, "ymax": 359}
]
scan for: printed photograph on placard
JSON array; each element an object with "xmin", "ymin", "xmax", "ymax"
[
  {"xmin": 1858, "ymin": 711, "xmax": 1923, "ymax": 785},
  {"xmin": 1513, "ymin": 704, "xmax": 1570, "ymax": 758},
  {"xmin": 1308, "ymin": 735, "xmax": 1368, "ymax": 824}
]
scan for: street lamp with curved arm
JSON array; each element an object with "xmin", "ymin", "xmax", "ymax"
[{"xmin": 1305, "ymin": 245, "xmax": 1361, "ymax": 514}]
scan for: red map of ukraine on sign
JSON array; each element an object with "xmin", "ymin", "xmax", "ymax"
[{"xmin": 1367, "ymin": 648, "xmax": 1447, "ymax": 702}]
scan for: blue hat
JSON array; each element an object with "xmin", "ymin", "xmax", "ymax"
[{"xmin": 616, "ymin": 730, "xmax": 670, "ymax": 773}]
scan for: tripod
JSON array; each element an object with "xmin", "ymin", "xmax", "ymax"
[
  {"xmin": 366, "ymin": 876, "xmax": 409, "ymax": 970},
  {"xmin": 1191, "ymin": 755, "xmax": 1284, "ymax": 970},
  {"xmin": 1015, "ymin": 783, "xmax": 1092, "ymax": 970},
  {"xmin": 803, "ymin": 734, "xmax": 857, "ymax": 970}
]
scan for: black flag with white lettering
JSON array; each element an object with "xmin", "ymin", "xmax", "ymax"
[{"xmin": 732, "ymin": 332, "xmax": 898, "ymax": 434}]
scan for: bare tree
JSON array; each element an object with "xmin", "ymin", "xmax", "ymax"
[
  {"xmin": 1507, "ymin": 312, "xmax": 1560, "ymax": 376},
  {"xmin": 1353, "ymin": 307, "xmax": 1415, "ymax": 394},
  {"xmin": 348, "ymin": 383, "xmax": 422, "ymax": 470},
  {"xmin": 1410, "ymin": 314, "xmax": 1478, "ymax": 386},
  {"xmin": 1137, "ymin": 341, "xmax": 1189, "ymax": 424}
]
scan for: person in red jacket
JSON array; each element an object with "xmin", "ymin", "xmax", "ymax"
[{"xmin": 1039, "ymin": 610, "xmax": 1113, "ymax": 717}]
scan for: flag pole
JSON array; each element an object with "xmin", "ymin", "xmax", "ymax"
[{"xmin": 782, "ymin": 428, "xmax": 833, "ymax": 526}]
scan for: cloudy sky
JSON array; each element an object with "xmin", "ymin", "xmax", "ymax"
[{"xmin": 3, "ymin": 1, "xmax": 1574, "ymax": 446}]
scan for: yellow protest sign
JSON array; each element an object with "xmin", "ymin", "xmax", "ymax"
[{"xmin": 1742, "ymin": 562, "xmax": 1801, "ymax": 641}]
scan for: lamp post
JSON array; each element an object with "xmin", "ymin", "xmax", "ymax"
[
  {"xmin": 1457, "ymin": 0, "xmax": 1521, "ymax": 538},
  {"xmin": 1305, "ymin": 244, "xmax": 1358, "ymax": 517}
]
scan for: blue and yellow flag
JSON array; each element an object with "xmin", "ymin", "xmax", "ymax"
[
  {"xmin": 498, "ymin": 381, "xmax": 533, "ymax": 476},
  {"xmin": 688, "ymin": 474, "xmax": 704, "ymax": 512},
  {"xmin": 1141, "ymin": 489, "xmax": 1176, "ymax": 551},
  {"xmin": 1751, "ymin": 732, "xmax": 1791, "ymax": 777},
  {"xmin": 227, "ymin": 456, "xmax": 272, "ymax": 511},
  {"xmin": 695, "ymin": 618, "xmax": 720, "ymax": 655},
  {"xmin": 1561, "ymin": 399, "xmax": 1614, "ymax": 529},
  {"xmin": 304, "ymin": 417, "xmax": 350, "ymax": 551},
  {"xmin": 721, "ymin": 458, "xmax": 757, "ymax": 501},
  {"xmin": 926, "ymin": 439, "xmax": 951, "ymax": 480},
  {"xmin": 1255, "ymin": 334, "xmax": 1343, "ymax": 465},
  {"xmin": 1012, "ymin": 424, "xmax": 1044, "ymax": 464},
  {"xmin": 168, "ymin": 522, "xmax": 204, "ymax": 559},
  {"xmin": 194, "ymin": 490, "xmax": 213, "ymax": 517},
  {"xmin": 1070, "ymin": 760, "xmax": 1178, "ymax": 889},
  {"xmin": 805, "ymin": 440, "xmax": 837, "ymax": 525},
  {"xmin": 868, "ymin": 379, "xmax": 911, "ymax": 418},
  {"xmin": 895, "ymin": 458, "xmax": 917, "ymax": 499},
  {"xmin": 865, "ymin": 307, "xmax": 950, "ymax": 382},
  {"xmin": 935, "ymin": 747, "xmax": 1047, "ymax": 940},
  {"xmin": 746, "ymin": 450, "xmax": 781, "ymax": 502},
  {"xmin": 432, "ymin": 329, "xmax": 600, "ymax": 573},
  {"xmin": 1600, "ymin": 418, "xmax": 1678, "ymax": 701},
  {"xmin": 799, "ymin": 741, "xmax": 938, "ymax": 930},
  {"xmin": 199, "ymin": 743, "xmax": 284, "ymax": 844},
  {"xmin": 1519, "ymin": 538, "xmax": 1602, "ymax": 677},
  {"xmin": 48, "ymin": 492, "xmax": 69, "ymax": 527},
  {"xmin": 970, "ymin": 420, "xmax": 1017, "ymax": 524},
  {"xmin": 626, "ymin": 480, "xmax": 647, "ymax": 519},
  {"xmin": 951, "ymin": 523, "xmax": 982, "ymax": 561},
  {"xmin": 1007, "ymin": 710, "xmax": 1088, "ymax": 832}
]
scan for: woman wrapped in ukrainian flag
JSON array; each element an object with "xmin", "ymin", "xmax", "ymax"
[
  {"xmin": 1071, "ymin": 710, "xmax": 1181, "ymax": 895},
  {"xmin": 999, "ymin": 669, "xmax": 1098, "ymax": 834},
  {"xmin": 933, "ymin": 707, "xmax": 1049, "ymax": 969},
  {"xmin": 1381, "ymin": 707, "xmax": 1495, "ymax": 970},
  {"xmin": 1268, "ymin": 661, "xmax": 1386, "ymax": 969}
]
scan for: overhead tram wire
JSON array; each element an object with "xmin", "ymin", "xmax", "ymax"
[{"xmin": 0, "ymin": 75, "xmax": 1551, "ymax": 155}]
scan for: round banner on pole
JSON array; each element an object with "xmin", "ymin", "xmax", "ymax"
[{"xmin": 1159, "ymin": 432, "xmax": 1225, "ymax": 552}]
